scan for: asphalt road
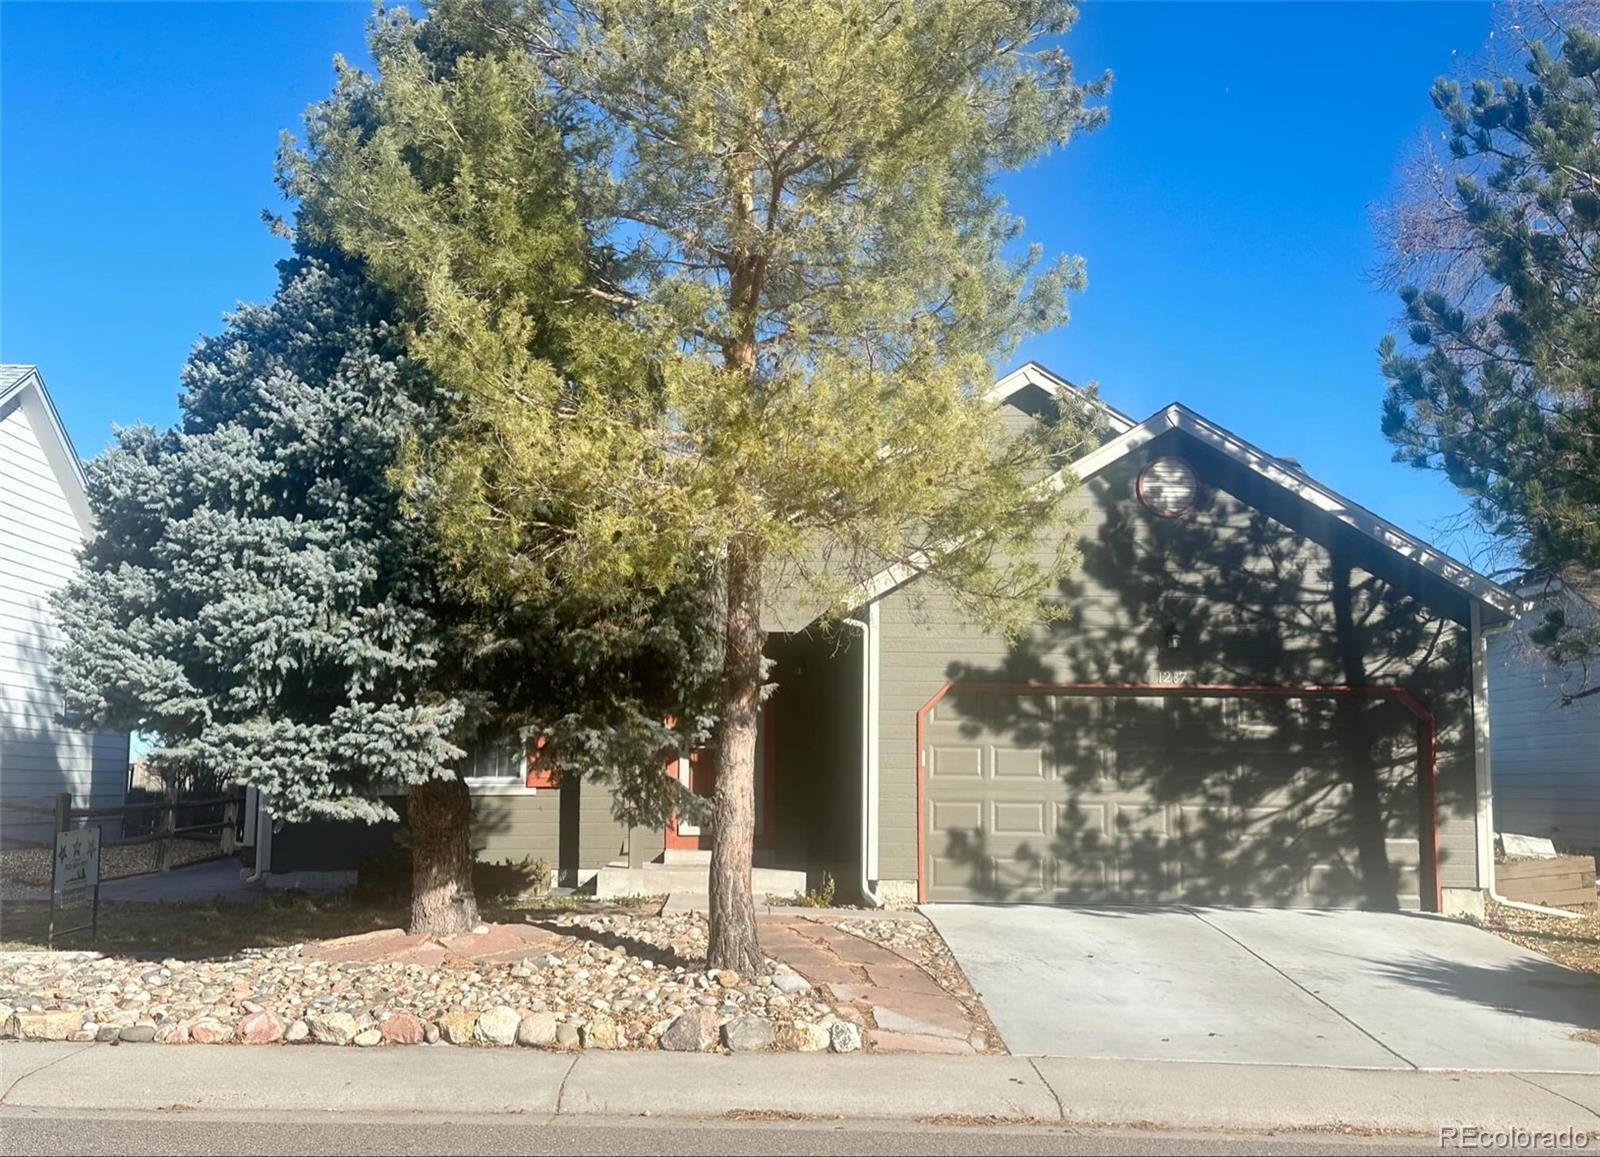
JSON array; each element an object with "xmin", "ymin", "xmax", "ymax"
[{"xmin": 0, "ymin": 1111, "xmax": 1545, "ymax": 1156}]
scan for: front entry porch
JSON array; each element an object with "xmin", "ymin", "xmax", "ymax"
[{"xmin": 594, "ymin": 627, "xmax": 866, "ymax": 901}]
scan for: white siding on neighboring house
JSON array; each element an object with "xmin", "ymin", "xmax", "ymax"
[
  {"xmin": 0, "ymin": 367, "xmax": 128, "ymax": 841},
  {"xmin": 1488, "ymin": 599, "xmax": 1600, "ymax": 854}
]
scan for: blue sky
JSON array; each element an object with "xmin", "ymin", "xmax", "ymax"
[{"xmin": 2, "ymin": 2, "xmax": 1497, "ymax": 557}]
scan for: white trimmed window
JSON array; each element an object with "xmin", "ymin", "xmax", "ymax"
[{"xmin": 461, "ymin": 735, "xmax": 530, "ymax": 794}]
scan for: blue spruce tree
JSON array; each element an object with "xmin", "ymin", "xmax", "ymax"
[
  {"xmin": 52, "ymin": 256, "xmax": 492, "ymax": 932},
  {"xmin": 54, "ymin": 253, "xmax": 722, "ymax": 932}
]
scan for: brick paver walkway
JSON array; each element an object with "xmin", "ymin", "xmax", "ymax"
[{"xmin": 758, "ymin": 916, "xmax": 988, "ymax": 1054}]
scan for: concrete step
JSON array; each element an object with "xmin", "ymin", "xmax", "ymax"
[
  {"xmin": 659, "ymin": 848, "xmax": 711, "ymax": 866},
  {"xmin": 592, "ymin": 863, "xmax": 807, "ymax": 899}
]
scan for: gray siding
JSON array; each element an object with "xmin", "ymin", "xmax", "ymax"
[
  {"xmin": 471, "ymin": 791, "xmax": 560, "ymax": 864},
  {"xmin": 0, "ymin": 389, "xmax": 127, "ymax": 836},
  {"xmin": 1488, "ymin": 609, "xmax": 1600, "ymax": 853},
  {"xmin": 875, "ymin": 435, "xmax": 1481, "ymax": 893},
  {"xmin": 471, "ymin": 781, "xmax": 664, "ymax": 872}
]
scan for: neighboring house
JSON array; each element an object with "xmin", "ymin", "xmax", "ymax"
[
  {"xmin": 1487, "ymin": 571, "xmax": 1600, "ymax": 854},
  {"xmin": 0, "ymin": 366, "xmax": 130, "ymax": 843},
  {"xmin": 261, "ymin": 363, "xmax": 1522, "ymax": 915}
]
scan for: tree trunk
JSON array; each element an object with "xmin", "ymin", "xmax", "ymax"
[
  {"xmin": 409, "ymin": 775, "xmax": 481, "ymax": 936},
  {"xmin": 706, "ymin": 537, "xmax": 766, "ymax": 976}
]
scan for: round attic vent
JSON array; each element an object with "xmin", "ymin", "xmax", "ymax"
[{"xmin": 1137, "ymin": 456, "xmax": 1198, "ymax": 519}]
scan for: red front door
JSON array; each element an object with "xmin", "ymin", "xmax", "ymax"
[{"xmin": 664, "ymin": 702, "xmax": 777, "ymax": 850}]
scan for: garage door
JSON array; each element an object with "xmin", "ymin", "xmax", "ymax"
[{"xmin": 921, "ymin": 687, "xmax": 1424, "ymax": 909}]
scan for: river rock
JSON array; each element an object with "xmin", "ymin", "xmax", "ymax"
[
  {"xmin": 437, "ymin": 1011, "xmax": 477, "ymax": 1045},
  {"xmin": 658, "ymin": 1007, "xmax": 719, "ymax": 1052},
  {"xmin": 474, "ymin": 1006, "xmax": 520, "ymax": 1047},
  {"xmin": 580, "ymin": 1014, "xmax": 620, "ymax": 1049},
  {"xmin": 770, "ymin": 970, "xmax": 811, "ymax": 995},
  {"xmin": 776, "ymin": 1021, "xmax": 830, "ymax": 1052},
  {"xmin": 380, "ymin": 1013, "xmax": 424, "ymax": 1045},
  {"xmin": 188, "ymin": 1018, "xmax": 232, "ymax": 1044},
  {"xmin": 11, "ymin": 1010, "xmax": 83, "ymax": 1041},
  {"xmin": 307, "ymin": 1012, "xmax": 358, "ymax": 1046},
  {"xmin": 516, "ymin": 1011, "xmax": 557, "ymax": 1048},
  {"xmin": 239, "ymin": 1010, "xmax": 285, "ymax": 1044},
  {"xmin": 721, "ymin": 1014, "xmax": 774, "ymax": 1052}
]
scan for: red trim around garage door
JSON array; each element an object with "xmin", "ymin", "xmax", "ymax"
[{"xmin": 913, "ymin": 682, "xmax": 1441, "ymax": 912}]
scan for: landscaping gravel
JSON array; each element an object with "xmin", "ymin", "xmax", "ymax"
[
  {"xmin": 0, "ymin": 910, "xmax": 859, "ymax": 1052},
  {"xmin": 1483, "ymin": 899, "xmax": 1600, "ymax": 976}
]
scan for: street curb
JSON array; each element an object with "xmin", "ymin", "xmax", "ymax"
[{"xmin": 1, "ymin": 1044, "xmax": 1596, "ymax": 1133}]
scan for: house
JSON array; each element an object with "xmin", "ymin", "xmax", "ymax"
[
  {"xmin": 0, "ymin": 366, "xmax": 130, "ymax": 842},
  {"xmin": 1487, "ymin": 570, "xmax": 1600, "ymax": 854},
  {"xmin": 261, "ymin": 363, "xmax": 1522, "ymax": 916}
]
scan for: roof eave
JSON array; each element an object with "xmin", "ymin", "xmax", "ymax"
[{"xmin": 1, "ymin": 366, "xmax": 95, "ymax": 536}]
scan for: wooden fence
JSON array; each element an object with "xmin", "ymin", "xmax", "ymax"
[
  {"xmin": 1497, "ymin": 854, "xmax": 1598, "ymax": 909},
  {"xmin": 3, "ymin": 791, "xmax": 245, "ymax": 879}
]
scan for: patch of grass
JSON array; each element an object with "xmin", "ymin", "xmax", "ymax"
[
  {"xmin": 495, "ymin": 893, "xmax": 662, "ymax": 917},
  {"xmin": 0, "ymin": 892, "xmax": 408, "ymax": 957},
  {"xmin": 0, "ymin": 891, "xmax": 663, "ymax": 959}
]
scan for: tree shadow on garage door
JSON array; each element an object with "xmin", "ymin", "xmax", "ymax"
[{"xmin": 929, "ymin": 464, "xmax": 1473, "ymax": 910}]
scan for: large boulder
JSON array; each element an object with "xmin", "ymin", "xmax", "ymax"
[
  {"xmin": 580, "ymin": 1015, "xmax": 620, "ymax": 1050},
  {"xmin": 516, "ymin": 1012, "xmax": 557, "ymax": 1048},
  {"xmin": 10, "ymin": 1011, "xmax": 85, "ymax": 1041},
  {"xmin": 306, "ymin": 1012, "xmax": 359, "ymax": 1046},
  {"xmin": 436, "ymin": 1011, "xmax": 478, "ymax": 1045},
  {"xmin": 828, "ymin": 1022, "xmax": 862, "ymax": 1054},
  {"xmin": 658, "ymin": 1007, "xmax": 720, "ymax": 1052},
  {"xmin": 188, "ymin": 1018, "xmax": 233, "ymax": 1044},
  {"xmin": 721, "ymin": 1014, "xmax": 775, "ymax": 1052},
  {"xmin": 776, "ymin": 1021, "xmax": 830, "ymax": 1052},
  {"xmin": 474, "ymin": 1007, "xmax": 521, "ymax": 1047},
  {"xmin": 239, "ymin": 1010, "xmax": 286, "ymax": 1045},
  {"xmin": 379, "ymin": 1013, "xmax": 425, "ymax": 1046}
]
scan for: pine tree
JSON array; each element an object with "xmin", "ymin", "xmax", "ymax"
[
  {"xmin": 287, "ymin": 0, "xmax": 1108, "ymax": 973},
  {"xmin": 53, "ymin": 244, "xmax": 723, "ymax": 926},
  {"xmin": 51, "ymin": 256, "xmax": 494, "ymax": 932},
  {"xmin": 1379, "ymin": 26, "xmax": 1600, "ymax": 698}
]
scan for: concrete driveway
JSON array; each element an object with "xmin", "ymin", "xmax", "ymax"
[{"xmin": 925, "ymin": 905, "xmax": 1600, "ymax": 1072}]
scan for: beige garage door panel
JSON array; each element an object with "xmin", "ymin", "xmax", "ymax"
[{"xmin": 923, "ymin": 691, "xmax": 1421, "ymax": 908}]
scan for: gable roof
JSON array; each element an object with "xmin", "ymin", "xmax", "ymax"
[
  {"xmin": 0, "ymin": 364, "xmax": 94, "ymax": 535},
  {"xmin": 986, "ymin": 361, "xmax": 1138, "ymax": 435},
  {"xmin": 1067, "ymin": 402, "xmax": 1523, "ymax": 618},
  {"xmin": 854, "ymin": 366, "xmax": 1523, "ymax": 621}
]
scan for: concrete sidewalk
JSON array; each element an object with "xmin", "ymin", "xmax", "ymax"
[{"xmin": 2, "ymin": 1044, "xmax": 1596, "ymax": 1135}]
